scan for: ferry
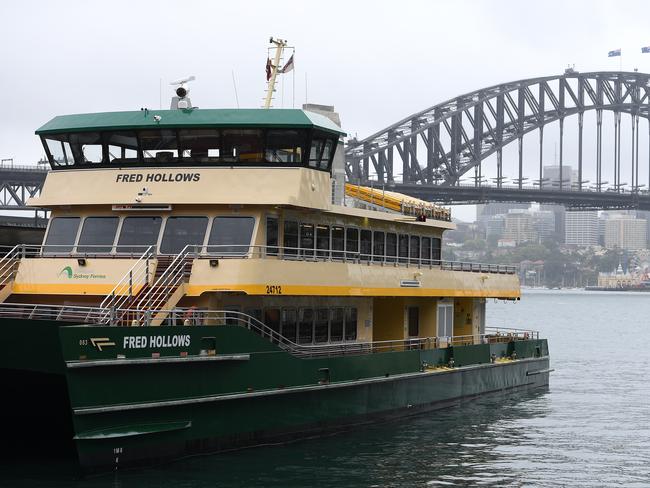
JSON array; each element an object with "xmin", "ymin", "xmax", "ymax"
[{"xmin": 0, "ymin": 50, "xmax": 550, "ymax": 472}]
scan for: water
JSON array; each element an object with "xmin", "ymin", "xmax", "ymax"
[{"xmin": 3, "ymin": 290, "xmax": 650, "ymax": 487}]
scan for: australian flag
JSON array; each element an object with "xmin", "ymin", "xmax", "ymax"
[
  {"xmin": 642, "ymin": 46, "xmax": 650, "ymax": 53},
  {"xmin": 608, "ymin": 49, "xmax": 621, "ymax": 57}
]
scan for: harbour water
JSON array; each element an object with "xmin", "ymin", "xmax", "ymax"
[{"xmin": 3, "ymin": 289, "xmax": 649, "ymax": 487}]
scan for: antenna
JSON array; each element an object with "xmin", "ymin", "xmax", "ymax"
[{"xmin": 231, "ymin": 70, "xmax": 240, "ymax": 108}]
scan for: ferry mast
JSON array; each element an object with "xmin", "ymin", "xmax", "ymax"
[{"xmin": 263, "ymin": 37, "xmax": 287, "ymax": 109}]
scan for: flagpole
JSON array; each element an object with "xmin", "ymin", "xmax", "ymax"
[{"xmin": 292, "ymin": 48, "xmax": 296, "ymax": 109}]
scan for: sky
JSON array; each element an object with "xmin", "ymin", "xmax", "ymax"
[{"xmin": 2, "ymin": 0, "xmax": 650, "ymax": 221}]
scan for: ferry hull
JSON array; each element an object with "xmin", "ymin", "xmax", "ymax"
[{"xmin": 0, "ymin": 319, "xmax": 549, "ymax": 472}]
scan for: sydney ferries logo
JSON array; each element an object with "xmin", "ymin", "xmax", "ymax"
[{"xmin": 58, "ymin": 266, "xmax": 107, "ymax": 280}]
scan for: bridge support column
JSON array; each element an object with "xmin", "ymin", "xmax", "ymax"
[
  {"xmin": 538, "ymin": 127, "xmax": 544, "ymax": 190},
  {"xmin": 578, "ymin": 112, "xmax": 583, "ymax": 191}
]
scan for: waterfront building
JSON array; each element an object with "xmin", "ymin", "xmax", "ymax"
[
  {"xmin": 604, "ymin": 216, "xmax": 647, "ymax": 250},
  {"xmin": 565, "ymin": 210, "xmax": 598, "ymax": 246}
]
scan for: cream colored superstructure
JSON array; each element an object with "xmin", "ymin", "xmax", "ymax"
[{"xmin": 2, "ymin": 164, "xmax": 520, "ymax": 344}]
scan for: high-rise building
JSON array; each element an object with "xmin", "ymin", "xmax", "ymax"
[
  {"xmin": 530, "ymin": 210, "xmax": 555, "ymax": 242},
  {"xmin": 503, "ymin": 210, "xmax": 537, "ymax": 244},
  {"xmin": 604, "ymin": 217, "xmax": 647, "ymax": 250},
  {"xmin": 565, "ymin": 211, "xmax": 598, "ymax": 246},
  {"xmin": 543, "ymin": 165, "xmax": 578, "ymax": 190}
]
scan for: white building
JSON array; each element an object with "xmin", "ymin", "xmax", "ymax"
[
  {"xmin": 565, "ymin": 211, "xmax": 598, "ymax": 246},
  {"xmin": 503, "ymin": 210, "xmax": 536, "ymax": 244},
  {"xmin": 604, "ymin": 217, "xmax": 647, "ymax": 250}
]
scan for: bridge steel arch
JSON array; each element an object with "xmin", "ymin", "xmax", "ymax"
[{"xmin": 345, "ymin": 71, "xmax": 650, "ymax": 203}]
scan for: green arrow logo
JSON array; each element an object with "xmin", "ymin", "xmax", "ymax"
[{"xmin": 59, "ymin": 266, "xmax": 73, "ymax": 278}]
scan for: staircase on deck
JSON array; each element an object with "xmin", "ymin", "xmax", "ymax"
[
  {"xmin": 102, "ymin": 246, "xmax": 194, "ymax": 326},
  {"xmin": 0, "ymin": 246, "xmax": 21, "ymax": 304}
]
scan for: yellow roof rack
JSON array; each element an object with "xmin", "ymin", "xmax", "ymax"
[{"xmin": 344, "ymin": 183, "xmax": 451, "ymax": 221}]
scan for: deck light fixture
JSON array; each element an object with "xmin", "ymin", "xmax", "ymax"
[
  {"xmin": 209, "ymin": 259, "xmax": 219, "ymax": 268},
  {"xmin": 77, "ymin": 258, "xmax": 87, "ymax": 266}
]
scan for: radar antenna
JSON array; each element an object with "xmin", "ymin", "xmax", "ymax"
[{"xmin": 170, "ymin": 75, "xmax": 196, "ymax": 109}]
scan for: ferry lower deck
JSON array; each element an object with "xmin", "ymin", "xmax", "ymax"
[{"xmin": 0, "ymin": 304, "xmax": 549, "ymax": 471}]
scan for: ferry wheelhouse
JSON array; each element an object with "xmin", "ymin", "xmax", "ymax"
[{"xmin": 0, "ymin": 99, "xmax": 549, "ymax": 471}]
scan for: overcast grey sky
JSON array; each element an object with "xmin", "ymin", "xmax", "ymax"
[{"xmin": 2, "ymin": 0, "xmax": 650, "ymax": 219}]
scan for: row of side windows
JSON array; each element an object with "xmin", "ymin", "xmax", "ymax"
[
  {"xmin": 44, "ymin": 215, "xmax": 255, "ymax": 255},
  {"xmin": 266, "ymin": 217, "xmax": 442, "ymax": 263},
  {"xmin": 243, "ymin": 307, "xmax": 357, "ymax": 344}
]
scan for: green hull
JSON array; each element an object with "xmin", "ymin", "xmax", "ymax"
[{"xmin": 0, "ymin": 319, "xmax": 550, "ymax": 472}]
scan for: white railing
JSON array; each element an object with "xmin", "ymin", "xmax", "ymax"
[
  {"xmin": 99, "ymin": 246, "xmax": 155, "ymax": 314},
  {"xmin": 0, "ymin": 303, "xmax": 540, "ymax": 358},
  {"xmin": 133, "ymin": 245, "xmax": 195, "ymax": 313},
  {"xmin": 0, "ymin": 245, "xmax": 21, "ymax": 287}
]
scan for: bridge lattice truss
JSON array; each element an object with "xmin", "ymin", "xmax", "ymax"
[
  {"xmin": 0, "ymin": 167, "xmax": 47, "ymax": 210},
  {"xmin": 345, "ymin": 71, "xmax": 650, "ymax": 208}
]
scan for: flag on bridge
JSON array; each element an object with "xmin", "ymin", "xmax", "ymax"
[
  {"xmin": 642, "ymin": 46, "xmax": 650, "ymax": 53},
  {"xmin": 608, "ymin": 49, "xmax": 621, "ymax": 57}
]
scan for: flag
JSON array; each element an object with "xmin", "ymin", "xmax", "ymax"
[
  {"xmin": 608, "ymin": 48, "xmax": 621, "ymax": 57},
  {"xmin": 642, "ymin": 46, "xmax": 650, "ymax": 53},
  {"xmin": 266, "ymin": 58, "xmax": 273, "ymax": 81},
  {"xmin": 280, "ymin": 54, "xmax": 295, "ymax": 73}
]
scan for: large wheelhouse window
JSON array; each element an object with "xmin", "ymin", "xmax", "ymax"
[
  {"xmin": 77, "ymin": 217, "xmax": 119, "ymax": 253},
  {"xmin": 69, "ymin": 132, "xmax": 103, "ymax": 164},
  {"xmin": 208, "ymin": 217, "xmax": 255, "ymax": 256},
  {"xmin": 44, "ymin": 217, "xmax": 80, "ymax": 253},
  {"xmin": 160, "ymin": 217, "xmax": 208, "ymax": 254},
  {"xmin": 41, "ymin": 128, "xmax": 337, "ymax": 171},
  {"xmin": 141, "ymin": 130, "xmax": 179, "ymax": 162},
  {"xmin": 117, "ymin": 217, "xmax": 162, "ymax": 254}
]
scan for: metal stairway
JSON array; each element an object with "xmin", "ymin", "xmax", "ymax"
[{"xmin": 0, "ymin": 246, "xmax": 21, "ymax": 304}]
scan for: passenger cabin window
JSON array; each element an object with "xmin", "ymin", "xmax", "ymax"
[
  {"xmin": 330, "ymin": 308, "xmax": 344, "ymax": 342},
  {"xmin": 345, "ymin": 308, "xmax": 357, "ymax": 341},
  {"xmin": 360, "ymin": 230, "xmax": 372, "ymax": 261},
  {"xmin": 77, "ymin": 217, "xmax": 119, "ymax": 253},
  {"xmin": 298, "ymin": 308, "xmax": 314, "ymax": 344},
  {"xmin": 300, "ymin": 223, "xmax": 314, "ymax": 257},
  {"xmin": 44, "ymin": 217, "xmax": 80, "ymax": 254},
  {"xmin": 281, "ymin": 308, "xmax": 298, "ymax": 342},
  {"xmin": 386, "ymin": 233, "xmax": 397, "ymax": 263},
  {"xmin": 332, "ymin": 226, "xmax": 344, "ymax": 259},
  {"xmin": 266, "ymin": 216, "xmax": 279, "ymax": 256},
  {"xmin": 421, "ymin": 237, "xmax": 431, "ymax": 265},
  {"xmin": 208, "ymin": 217, "xmax": 255, "ymax": 256},
  {"xmin": 410, "ymin": 236, "xmax": 420, "ymax": 263},
  {"xmin": 432, "ymin": 237, "xmax": 442, "ymax": 264},
  {"xmin": 346, "ymin": 228, "xmax": 359, "ymax": 257},
  {"xmin": 398, "ymin": 234, "xmax": 409, "ymax": 263},
  {"xmin": 373, "ymin": 231, "xmax": 385, "ymax": 262},
  {"xmin": 284, "ymin": 220, "xmax": 299, "ymax": 256},
  {"xmin": 160, "ymin": 217, "xmax": 208, "ymax": 254},
  {"xmin": 316, "ymin": 224, "xmax": 330, "ymax": 258},
  {"xmin": 117, "ymin": 217, "xmax": 162, "ymax": 254},
  {"xmin": 314, "ymin": 308, "xmax": 329, "ymax": 343}
]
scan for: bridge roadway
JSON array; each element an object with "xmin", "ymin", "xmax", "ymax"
[{"xmin": 367, "ymin": 183, "xmax": 650, "ymax": 211}]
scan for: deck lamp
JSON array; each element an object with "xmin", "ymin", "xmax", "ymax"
[
  {"xmin": 209, "ymin": 259, "xmax": 219, "ymax": 268},
  {"xmin": 77, "ymin": 258, "xmax": 87, "ymax": 266}
]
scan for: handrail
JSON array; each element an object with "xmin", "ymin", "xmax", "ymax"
[
  {"xmin": 0, "ymin": 303, "xmax": 540, "ymax": 358},
  {"xmin": 99, "ymin": 246, "xmax": 155, "ymax": 315},
  {"xmin": 7, "ymin": 243, "xmax": 517, "ymax": 275},
  {"xmin": 197, "ymin": 244, "xmax": 518, "ymax": 275},
  {"xmin": 0, "ymin": 245, "xmax": 21, "ymax": 287},
  {"xmin": 132, "ymin": 245, "xmax": 195, "ymax": 316}
]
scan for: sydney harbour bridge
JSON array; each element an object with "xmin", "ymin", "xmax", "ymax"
[
  {"xmin": 4, "ymin": 70, "xmax": 650, "ymax": 220},
  {"xmin": 345, "ymin": 70, "xmax": 650, "ymax": 210}
]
